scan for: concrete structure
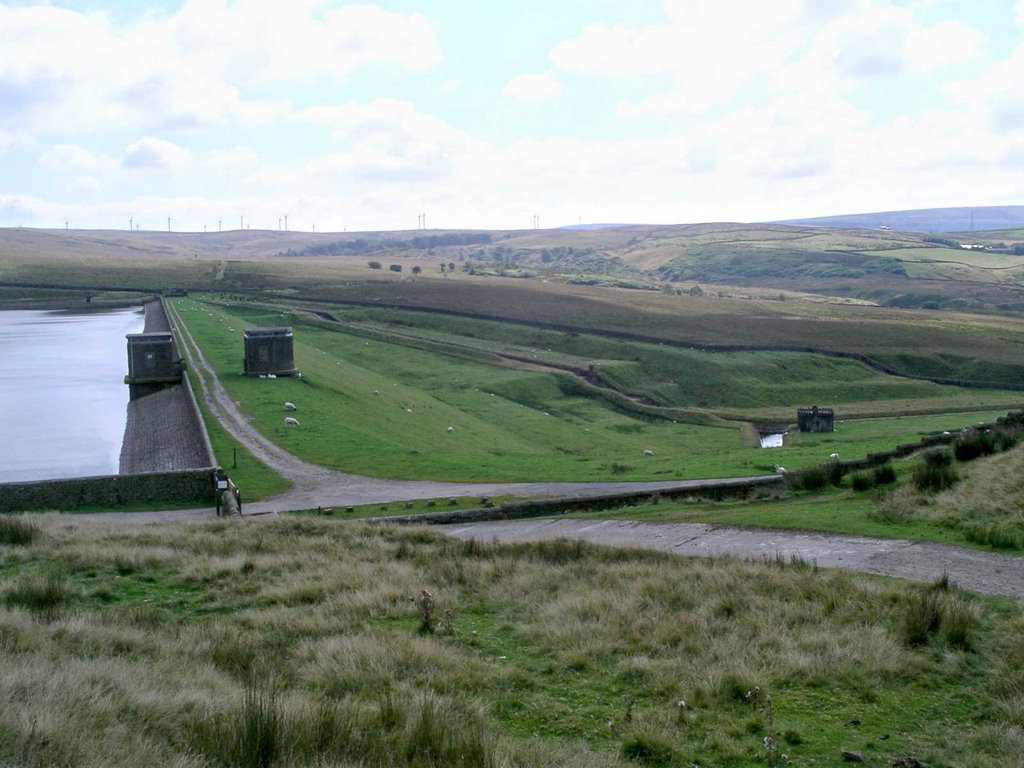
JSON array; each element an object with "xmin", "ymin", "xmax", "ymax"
[
  {"xmin": 797, "ymin": 405, "xmax": 835, "ymax": 432},
  {"xmin": 125, "ymin": 332, "xmax": 183, "ymax": 400},
  {"xmin": 243, "ymin": 327, "xmax": 298, "ymax": 376}
]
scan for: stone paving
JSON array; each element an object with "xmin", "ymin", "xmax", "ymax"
[{"xmin": 119, "ymin": 385, "xmax": 210, "ymax": 473}]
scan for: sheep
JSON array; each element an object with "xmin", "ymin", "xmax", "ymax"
[
  {"xmin": 284, "ymin": 417, "xmax": 300, "ymax": 427},
  {"xmin": 773, "ymin": 464, "xmax": 788, "ymax": 474},
  {"xmin": 267, "ymin": 373, "xmax": 277, "ymax": 379},
  {"xmin": 829, "ymin": 452, "xmax": 839, "ymax": 459},
  {"xmin": 284, "ymin": 402, "xmax": 297, "ymax": 411},
  {"xmin": 446, "ymin": 426, "xmax": 454, "ymax": 433},
  {"xmin": 643, "ymin": 449, "xmax": 654, "ymax": 456},
  {"xmin": 372, "ymin": 389, "xmax": 380, "ymax": 395}
]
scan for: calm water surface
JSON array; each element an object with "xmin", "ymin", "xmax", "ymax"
[{"xmin": 0, "ymin": 308, "xmax": 145, "ymax": 482}]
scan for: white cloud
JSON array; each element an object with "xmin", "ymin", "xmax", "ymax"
[
  {"xmin": 944, "ymin": 45, "xmax": 1024, "ymax": 136},
  {"xmin": 556, "ymin": 0, "xmax": 985, "ymax": 117},
  {"xmin": 39, "ymin": 144, "xmax": 101, "ymax": 173},
  {"xmin": 299, "ymin": 99, "xmax": 468, "ymax": 182},
  {"xmin": 502, "ymin": 73, "xmax": 561, "ymax": 102},
  {"xmin": 122, "ymin": 137, "xmax": 191, "ymax": 170},
  {"xmin": 806, "ymin": 5, "xmax": 983, "ymax": 79},
  {"xmin": 0, "ymin": 3, "xmax": 441, "ymax": 136}
]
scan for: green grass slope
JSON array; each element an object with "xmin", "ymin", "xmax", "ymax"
[
  {"xmin": 173, "ymin": 298, "xmax": 1018, "ymax": 483},
  {"xmin": 0, "ymin": 514, "xmax": 1020, "ymax": 767}
]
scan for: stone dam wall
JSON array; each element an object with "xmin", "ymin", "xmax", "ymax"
[{"xmin": 2, "ymin": 298, "xmax": 217, "ymax": 513}]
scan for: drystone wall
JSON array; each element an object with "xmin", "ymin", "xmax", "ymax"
[{"xmin": 0, "ymin": 469, "xmax": 215, "ymax": 513}]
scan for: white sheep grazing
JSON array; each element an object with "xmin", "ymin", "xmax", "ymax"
[
  {"xmin": 284, "ymin": 401, "xmax": 297, "ymax": 411},
  {"xmin": 643, "ymin": 449, "xmax": 654, "ymax": 456},
  {"xmin": 284, "ymin": 416, "xmax": 300, "ymax": 427},
  {"xmin": 267, "ymin": 374, "xmax": 277, "ymax": 379},
  {"xmin": 446, "ymin": 426, "xmax": 454, "ymax": 433},
  {"xmin": 829, "ymin": 452, "xmax": 839, "ymax": 459},
  {"xmin": 774, "ymin": 465, "xmax": 788, "ymax": 474}
]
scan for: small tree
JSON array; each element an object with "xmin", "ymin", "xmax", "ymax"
[
  {"xmin": 367, "ymin": 260, "xmax": 382, "ymax": 269},
  {"xmin": 389, "ymin": 264, "xmax": 402, "ymax": 273},
  {"xmin": 411, "ymin": 265, "xmax": 422, "ymax": 276}
]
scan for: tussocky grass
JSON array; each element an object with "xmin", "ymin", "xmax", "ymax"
[{"xmin": 0, "ymin": 514, "xmax": 1021, "ymax": 766}]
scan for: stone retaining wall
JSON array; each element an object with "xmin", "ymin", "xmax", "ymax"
[
  {"xmin": 0, "ymin": 469, "xmax": 215, "ymax": 513},
  {"xmin": 369, "ymin": 476, "xmax": 785, "ymax": 526}
]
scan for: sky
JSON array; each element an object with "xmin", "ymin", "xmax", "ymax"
[{"xmin": 1, "ymin": 0, "xmax": 1024, "ymax": 233}]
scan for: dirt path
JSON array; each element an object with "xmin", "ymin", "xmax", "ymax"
[
  {"xmin": 168, "ymin": 300, "xmax": 775, "ymax": 512},
  {"xmin": 437, "ymin": 519, "xmax": 1024, "ymax": 598}
]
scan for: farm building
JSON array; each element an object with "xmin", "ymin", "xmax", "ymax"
[
  {"xmin": 124, "ymin": 332, "xmax": 183, "ymax": 399},
  {"xmin": 797, "ymin": 406, "xmax": 835, "ymax": 432},
  {"xmin": 243, "ymin": 327, "xmax": 298, "ymax": 376}
]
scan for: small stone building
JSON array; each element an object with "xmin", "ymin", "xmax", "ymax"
[
  {"xmin": 797, "ymin": 405, "xmax": 835, "ymax": 432},
  {"xmin": 243, "ymin": 327, "xmax": 298, "ymax": 376},
  {"xmin": 124, "ymin": 332, "xmax": 183, "ymax": 399}
]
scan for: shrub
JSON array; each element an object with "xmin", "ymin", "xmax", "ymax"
[
  {"xmin": 941, "ymin": 596, "xmax": 978, "ymax": 651},
  {"xmin": 954, "ymin": 430, "xmax": 996, "ymax": 462},
  {"xmin": 963, "ymin": 522, "xmax": 1023, "ymax": 550},
  {"xmin": 996, "ymin": 424, "xmax": 1024, "ymax": 451},
  {"xmin": 902, "ymin": 590, "xmax": 943, "ymax": 647},
  {"xmin": 873, "ymin": 464, "xmax": 897, "ymax": 485},
  {"xmin": 791, "ymin": 465, "xmax": 828, "ymax": 491},
  {"xmin": 0, "ymin": 514, "xmax": 39, "ymax": 546},
  {"xmin": 913, "ymin": 450, "xmax": 958, "ymax": 492},
  {"xmin": 4, "ymin": 572, "xmax": 72, "ymax": 620},
  {"xmin": 367, "ymin": 260, "xmax": 382, "ymax": 269},
  {"xmin": 827, "ymin": 461, "xmax": 844, "ymax": 487},
  {"xmin": 193, "ymin": 678, "xmax": 281, "ymax": 768},
  {"xmin": 621, "ymin": 732, "xmax": 676, "ymax": 765},
  {"xmin": 900, "ymin": 588, "xmax": 978, "ymax": 650},
  {"xmin": 850, "ymin": 472, "xmax": 874, "ymax": 492}
]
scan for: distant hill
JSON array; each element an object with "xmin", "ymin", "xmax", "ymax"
[
  {"xmin": 558, "ymin": 223, "xmax": 638, "ymax": 231},
  {"xmin": 772, "ymin": 205, "xmax": 1024, "ymax": 233}
]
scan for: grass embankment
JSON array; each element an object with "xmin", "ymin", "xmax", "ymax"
[
  {"xmin": 172, "ymin": 299, "xmax": 747, "ymax": 482},
  {"xmin": 323, "ymin": 305, "xmax": 1023, "ymax": 421},
  {"xmin": 171, "ymin": 297, "xmax": 1019, "ymax": 485},
  {"xmin": 0, "ymin": 514, "xmax": 1019, "ymax": 767},
  {"xmin": 166, "ymin": 300, "xmax": 291, "ymax": 501}
]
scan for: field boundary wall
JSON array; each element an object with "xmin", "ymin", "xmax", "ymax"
[
  {"xmin": 0, "ymin": 469, "xmax": 216, "ymax": 513},
  {"xmin": 368, "ymin": 476, "xmax": 785, "ymax": 526}
]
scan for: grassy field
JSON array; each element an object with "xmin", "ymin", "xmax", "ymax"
[
  {"xmin": 323, "ymin": 305, "xmax": 1024, "ymax": 420},
  {"xmin": 0, "ymin": 513, "xmax": 1021, "ymax": 767},
  {"xmin": 170, "ymin": 297, "xmax": 1015, "ymax": 484}
]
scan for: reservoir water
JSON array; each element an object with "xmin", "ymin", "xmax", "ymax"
[{"xmin": 0, "ymin": 307, "xmax": 145, "ymax": 482}]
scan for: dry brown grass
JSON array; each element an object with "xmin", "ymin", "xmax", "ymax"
[{"xmin": 0, "ymin": 514, "xmax": 1019, "ymax": 766}]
